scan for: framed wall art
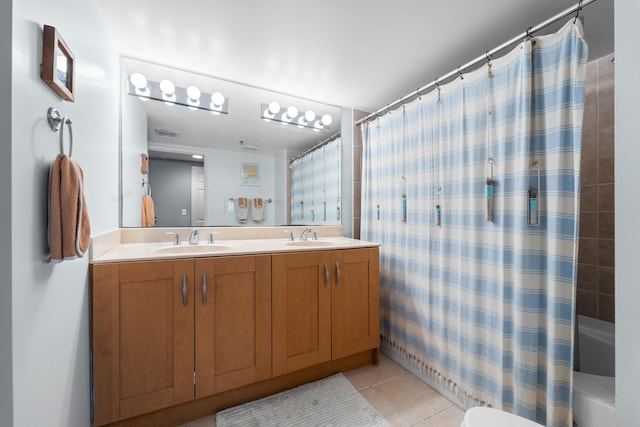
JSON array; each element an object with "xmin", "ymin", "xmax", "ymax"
[
  {"xmin": 240, "ymin": 163, "xmax": 260, "ymax": 186},
  {"xmin": 41, "ymin": 25, "xmax": 75, "ymax": 102}
]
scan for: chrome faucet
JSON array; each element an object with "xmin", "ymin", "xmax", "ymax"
[
  {"xmin": 208, "ymin": 231, "xmax": 220, "ymax": 244},
  {"xmin": 300, "ymin": 227, "xmax": 312, "ymax": 241},
  {"xmin": 189, "ymin": 228, "xmax": 199, "ymax": 245},
  {"xmin": 166, "ymin": 232, "xmax": 181, "ymax": 246}
]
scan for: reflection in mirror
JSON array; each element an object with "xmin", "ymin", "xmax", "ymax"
[{"xmin": 120, "ymin": 58, "xmax": 343, "ymax": 228}]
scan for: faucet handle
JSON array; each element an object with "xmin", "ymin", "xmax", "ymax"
[
  {"xmin": 166, "ymin": 232, "xmax": 181, "ymax": 246},
  {"xmin": 208, "ymin": 231, "xmax": 221, "ymax": 244},
  {"xmin": 284, "ymin": 230, "xmax": 294, "ymax": 241},
  {"xmin": 312, "ymin": 231, "xmax": 318, "ymax": 241}
]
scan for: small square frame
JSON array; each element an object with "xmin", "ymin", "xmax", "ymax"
[
  {"xmin": 240, "ymin": 163, "xmax": 260, "ymax": 186},
  {"xmin": 41, "ymin": 25, "xmax": 75, "ymax": 102}
]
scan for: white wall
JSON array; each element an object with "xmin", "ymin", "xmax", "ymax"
[
  {"xmin": 121, "ymin": 69, "xmax": 148, "ymax": 227},
  {"xmin": 615, "ymin": 1, "xmax": 639, "ymax": 425},
  {"xmin": 10, "ymin": 0, "xmax": 120, "ymax": 426},
  {"xmin": 205, "ymin": 148, "xmax": 277, "ymax": 226},
  {"xmin": 0, "ymin": 1, "xmax": 13, "ymax": 424}
]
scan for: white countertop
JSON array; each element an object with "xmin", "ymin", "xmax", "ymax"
[{"xmin": 91, "ymin": 236, "xmax": 380, "ymax": 264}]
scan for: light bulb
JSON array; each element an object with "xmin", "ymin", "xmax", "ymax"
[
  {"xmin": 304, "ymin": 110, "xmax": 316, "ymax": 122},
  {"xmin": 186, "ymin": 85, "xmax": 201, "ymax": 101},
  {"xmin": 192, "ymin": 154, "xmax": 204, "ymax": 160},
  {"xmin": 211, "ymin": 92, "xmax": 224, "ymax": 106},
  {"xmin": 159, "ymin": 79, "xmax": 175, "ymax": 95},
  {"xmin": 130, "ymin": 73, "xmax": 147, "ymax": 89},
  {"xmin": 268, "ymin": 101, "xmax": 281, "ymax": 114},
  {"xmin": 286, "ymin": 106, "xmax": 298, "ymax": 118},
  {"xmin": 321, "ymin": 114, "xmax": 332, "ymax": 126}
]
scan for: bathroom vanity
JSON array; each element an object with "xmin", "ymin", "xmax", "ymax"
[{"xmin": 90, "ymin": 227, "xmax": 380, "ymax": 426}]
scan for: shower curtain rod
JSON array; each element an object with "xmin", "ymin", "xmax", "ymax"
[
  {"xmin": 355, "ymin": 0, "xmax": 597, "ymax": 126},
  {"xmin": 288, "ymin": 131, "xmax": 341, "ymax": 163}
]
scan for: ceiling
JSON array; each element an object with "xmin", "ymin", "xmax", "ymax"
[{"xmin": 98, "ymin": 0, "xmax": 614, "ymax": 155}]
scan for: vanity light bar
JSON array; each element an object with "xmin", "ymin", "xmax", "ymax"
[
  {"xmin": 127, "ymin": 74, "xmax": 228, "ymax": 115},
  {"xmin": 260, "ymin": 102, "xmax": 332, "ymax": 132}
]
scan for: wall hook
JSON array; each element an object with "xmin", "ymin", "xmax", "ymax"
[{"xmin": 47, "ymin": 107, "xmax": 64, "ymax": 131}]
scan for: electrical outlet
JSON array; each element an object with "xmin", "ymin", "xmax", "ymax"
[
  {"xmin": 211, "ymin": 209, "xmax": 223, "ymax": 216},
  {"xmin": 181, "ymin": 209, "xmax": 187, "ymax": 216}
]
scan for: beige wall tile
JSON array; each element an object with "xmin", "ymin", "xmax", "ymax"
[
  {"xmin": 598, "ymin": 127, "xmax": 614, "ymax": 157},
  {"xmin": 580, "ymin": 185, "xmax": 598, "ymax": 213},
  {"xmin": 598, "ymin": 184, "xmax": 614, "ymax": 211},
  {"xmin": 597, "ymin": 72, "xmax": 615, "ymax": 103},
  {"xmin": 577, "ymin": 290, "xmax": 598, "ymax": 319},
  {"xmin": 598, "ymin": 100, "xmax": 614, "ymax": 130},
  {"xmin": 577, "ymin": 263, "xmax": 599, "ymax": 293},
  {"xmin": 598, "ymin": 239, "xmax": 614, "ymax": 267},
  {"xmin": 598, "ymin": 156, "xmax": 614, "ymax": 184},
  {"xmin": 581, "ymin": 158, "xmax": 597, "ymax": 186},
  {"xmin": 597, "ymin": 54, "xmax": 615, "ymax": 76},
  {"xmin": 581, "ymin": 131, "xmax": 597, "ymax": 160},
  {"xmin": 578, "ymin": 238, "xmax": 598, "ymax": 265},
  {"xmin": 579, "ymin": 212, "xmax": 597, "ymax": 238},
  {"xmin": 598, "ymin": 294, "xmax": 615, "ymax": 323},
  {"xmin": 598, "ymin": 212, "xmax": 614, "ymax": 239},
  {"xmin": 599, "ymin": 266, "xmax": 615, "ymax": 295}
]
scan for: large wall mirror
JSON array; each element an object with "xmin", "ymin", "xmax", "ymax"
[{"xmin": 120, "ymin": 58, "xmax": 345, "ymax": 228}]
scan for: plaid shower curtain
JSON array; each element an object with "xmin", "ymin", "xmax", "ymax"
[{"xmin": 361, "ymin": 19, "xmax": 587, "ymax": 427}]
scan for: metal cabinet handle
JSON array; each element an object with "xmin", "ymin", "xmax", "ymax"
[
  {"xmin": 335, "ymin": 261, "xmax": 341, "ymax": 287},
  {"xmin": 182, "ymin": 273, "xmax": 188, "ymax": 307},
  {"xmin": 202, "ymin": 272, "xmax": 207, "ymax": 305},
  {"xmin": 324, "ymin": 262, "xmax": 329, "ymax": 288}
]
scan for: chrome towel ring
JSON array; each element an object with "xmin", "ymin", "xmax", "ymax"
[{"xmin": 47, "ymin": 107, "xmax": 73, "ymax": 157}]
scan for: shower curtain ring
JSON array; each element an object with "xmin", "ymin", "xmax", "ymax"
[
  {"xmin": 457, "ymin": 66, "xmax": 464, "ymax": 80},
  {"xmin": 574, "ymin": 0, "xmax": 583, "ymax": 23}
]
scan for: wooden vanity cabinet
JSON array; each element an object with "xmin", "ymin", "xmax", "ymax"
[
  {"xmin": 272, "ymin": 250, "xmax": 333, "ymax": 376},
  {"xmin": 91, "ymin": 259, "xmax": 195, "ymax": 425},
  {"xmin": 194, "ymin": 255, "xmax": 271, "ymax": 398},
  {"xmin": 272, "ymin": 247, "xmax": 380, "ymax": 376},
  {"xmin": 92, "ymin": 247, "xmax": 379, "ymax": 426},
  {"xmin": 91, "ymin": 254, "xmax": 271, "ymax": 426},
  {"xmin": 331, "ymin": 247, "xmax": 380, "ymax": 359}
]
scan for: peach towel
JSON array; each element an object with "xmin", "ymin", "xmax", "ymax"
[
  {"xmin": 141, "ymin": 153, "xmax": 149, "ymax": 173},
  {"xmin": 141, "ymin": 195, "xmax": 155, "ymax": 227},
  {"xmin": 237, "ymin": 197, "xmax": 249, "ymax": 221},
  {"xmin": 48, "ymin": 154, "xmax": 91, "ymax": 261},
  {"xmin": 252, "ymin": 198, "xmax": 264, "ymax": 221}
]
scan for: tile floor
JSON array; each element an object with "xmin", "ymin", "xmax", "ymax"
[{"xmin": 179, "ymin": 354, "xmax": 465, "ymax": 427}]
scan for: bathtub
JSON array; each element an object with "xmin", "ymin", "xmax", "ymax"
[{"xmin": 573, "ymin": 314, "xmax": 615, "ymax": 427}]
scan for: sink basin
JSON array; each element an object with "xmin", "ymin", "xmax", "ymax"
[
  {"xmin": 286, "ymin": 241, "xmax": 335, "ymax": 247},
  {"xmin": 155, "ymin": 244, "xmax": 233, "ymax": 254}
]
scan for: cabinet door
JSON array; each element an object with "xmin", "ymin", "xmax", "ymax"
[
  {"xmin": 194, "ymin": 255, "xmax": 271, "ymax": 398},
  {"xmin": 272, "ymin": 251, "xmax": 332, "ymax": 377},
  {"xmin": 92, "ymin": 259, "xmax": 195, "ymax": 426},
  {"xmin": 332, "ymin": 247, "xmax": 380, "ymax": 359}
]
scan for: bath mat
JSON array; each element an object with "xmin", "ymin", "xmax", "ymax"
[{"xmin": 216, "ymin": 373, "xmax": 390, "ymax": 426}]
